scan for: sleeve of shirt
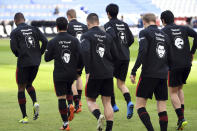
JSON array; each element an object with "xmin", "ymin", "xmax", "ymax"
[
  {"xmin": 131, "ymin": 30, "xmax": 148, "ymax": 76},
  {"xmin": 10, "ymin": 31, "xmax": 19, "ymax": 57},
  {"xmin": 125, "ymin": 24, "xmax": 134, "ymax": 47},
  {"xmin": 109, "ymin": 36, "xmax": 119, "ymax": 62},
  {"xmin": 104, "ymin": 23, "xmax": 116, "ymax": 39},
  {"xmin": 67, "ymin": 25, "xmax": 72, "ymax": 35},
  {"xmin": 80, "ymin": 35, "xmax": 90, "ymax": 74},
  {"xmin": 185, "ymin": 26, "xmax": 197, "ymax": 54},
  {"xmin": 166, "ymin": 35, "xmax": 173, "ymax": 70},
  {"xmin": 37, "ymin": 28, "xmax": 48, "ymax": 55},
  {"xmin": 44, "ymin": 40, "xmax": 55, "ymax": 62}
]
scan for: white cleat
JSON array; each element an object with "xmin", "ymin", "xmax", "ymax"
[
  {"xmin": 33, "ymin": 102, "xmax": 39, "ymax": 120},
  {"xmin": 97, "ymin": 115, "xmax": 105, "ymax": 131}
]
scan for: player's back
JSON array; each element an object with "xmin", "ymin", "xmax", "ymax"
[
  {"xmin": 104, "ymin": 18, "xmax": 134, "ymax": 61},
  {"xmin": 162, "ymin": 24, "xmax": 193, "ymax": 69},
  {"xmin": 140, "ymin": 25, "xmax": 170, "ymax": 79},
  {"xmin": 67, "ymin": 19, "xmax": 88, "ymax": 41},
  {"xmin": 45, "ymin": 32, "xmax": 80, "ymax": 81},
  {"xmin": 81, "ymin": 26, "xmax": 117, "ymax": 79},
  {"xmin": 10, "ymin": 23, "xmax": 47, "ymax": 67}
]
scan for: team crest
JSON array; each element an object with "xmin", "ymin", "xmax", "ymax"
[
  {"xmin": 118, "ymin": 31, "xmax": 127, "ymax": 44},
  {"xmin": 25, "ymin": 35, "xmax": 35, "ymax": 48},
  {"xmin": 174, "ymin": 36, "xmax": 184, "ymax": 49}
]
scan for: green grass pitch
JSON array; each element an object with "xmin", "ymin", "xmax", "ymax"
[{"xmin": 0, "ymin": 38, "xmax": 197, "ymax": 131}]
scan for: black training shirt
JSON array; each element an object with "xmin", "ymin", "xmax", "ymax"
[
  {"xmin": 131, "ymin": 25, "xmax": 172, "ymax": 79},
  {"xmin": 10, "ymin": 23, "xmax": 48, "ymax": 67},
  {"xmin": 162, "ymin": 24, "xmax": 197, "ymax": 70},
  {"xmin": 104, "ymin": 17, "xmax": 134, "ymax": 61},
  {"xmin": 45, "ymin": 32, "xmax": 80, "ymax": 82},
  {"xmin": 80, "ymin": 26, "xmax": 118, "ymax": 79}
]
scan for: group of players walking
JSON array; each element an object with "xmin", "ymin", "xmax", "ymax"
[{"xmin": 10, "ymin": 3, "xmax": 197, "ymax": 131}]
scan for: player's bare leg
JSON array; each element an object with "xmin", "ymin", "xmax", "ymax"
[
  {"xmin": 76, "ymin": 75, "xmax": 83, "ymax": 109},
  {"xmin": 169, "ymin": 87, "xmax": 187, "ymax": 130},
  {"xmin": 102, "ymin": 96, "xmax": 114, "ymax": 131},
  {"xmin": 136, "ymin": 97, "xmax": 154, "ymax": 131},
  {"xmin": 72, "ymin": 81, "xmax": 80, "ymax": 113},
  {"xmin": 157, "ymin": 101, "xmax": 168, "ymax": 131},
  {"xmin": 178, "ymin": 85, "xmax": 184, "ymax": 115},
  {"xmin": 117, "ymin": 79, "xmax": 134, "ymax": 119}
]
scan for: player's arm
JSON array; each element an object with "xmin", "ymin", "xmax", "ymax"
[
  {"xmin": 166, "ymin": 35, "xmax": 173, "ymax": 70},
  {"xmin": 131, "ymin": 30, "xmax": 148, "ymax": 83},
  {"xmin": 185, "ymin": 27, "xmax": 197, "ymax": 56},
  {"xmin": 37, "ymin": 28, "xmax": 48, "ymax": 55},
  {"xmin": 10, "ymin": 31, "xmax": 19, "ymax": 57},
  {"xmin": 44, "ymin": 40, "xmax": 55, "ymax": 62},
  {"xmin": 80, "ymin": 35, "xmax": 90, "ymax": 75},
  {"xmin": 125, "ymin": 24, "xmax": 134, "ymax": 47},
  {"xmin": 104, "ymin": 23, "xmax": 116, "ymax": 39},
  {"xmin": 110, "ymin": 36, "xmax": 119, "ymax": 62},
  {"xmin": 75, "ymin": 39, "xmax": 82, "ymax": 70}
]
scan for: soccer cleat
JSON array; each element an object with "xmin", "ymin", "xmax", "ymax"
[
  {"xmin": 79, "ymin": 100, "xmax": 82, "ymax": 107},
  {"xmin": 112, "ymin": 104, "xmax": 119, "ymax": 112},
  {"xmin": 19, "ymin": 116, "xmax": 28, "ymax": 123},
  {"xmin": 177, "ymin": 119, "xmax": 188, "ymax": 130},
  {"xmin": 127, "ymin": 101, "xmax": 134, "ymax": 119},
  {"xmin": 68, "ymin": 104, "xmax": 75, "ymax": 121},
  {"xmin": 33, "ymin": 102, "xmax": 39, "ymax": 120},
  {"xmin": 59, "ymin": 122, "xmax": 70, "ymax": 131},
  {"xmin": 97, "ymin": 114, "xmax": 105, "ymax": 131},
  {"xmin": 74, "ymin": 105, "xmax": 82, "ymax": 113}
]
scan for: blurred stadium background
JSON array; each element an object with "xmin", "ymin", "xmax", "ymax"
[{"xmin": 0, "ymin": 0, "xmax": 197, "ymax": 38}]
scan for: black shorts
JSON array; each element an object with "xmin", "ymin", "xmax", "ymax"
[
  {"xmin": 114, "ymin": 60, "xmax": 129, "ymax": 81},
  {"xmin": 136, "ymin": 77, "xmax": 168, "ymax": 100},
  {"xmin": 16, "ymin": 66, "xmax": 39, "ymax": 85},
  {"xmin": 77, "ymin": 54, "xmax": 84, "ymax": 76},
  {"xmin": 54, "ymin": 81, "xmax": 73, "ymax": 96},
  {"xmin": 85, "ymin": 78, "xmax": 114, "ymax": 99},
  {"xmin": 168, "ymin": 67, "xmax": 191, "ymax": 87}
]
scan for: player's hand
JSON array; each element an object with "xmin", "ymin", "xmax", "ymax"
[{"xmin": 130, "ymin": 75, "xmax": 136, "ymax": 84}]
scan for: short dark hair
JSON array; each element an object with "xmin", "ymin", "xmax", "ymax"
[
  {"xmin": 106, "ymin": 3, "xmax": 119, "ymax": 18},
  {"xmin": 160, "ymin": 10, "xmax": 174, "ymax": 24},
  {"xmin": 87, "ymin": 13, "xmax": 99, "ymax": 24},
  {"xmin": 56, "ymin": 17, "xmax": 68, "ymax": 30},
  {"xmin": 14, "ymin": 12, "xmax": 25, "ymax": 22}
]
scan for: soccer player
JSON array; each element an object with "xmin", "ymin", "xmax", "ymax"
[
  {"xmin": 81, "ymin": 13, "xmax": 118, "ymax": 131},
  {"xmin": 130, "ymin": 13, "xmax": 171, "ymax": 131},
  {"xmin": 45, "ymin": 17, "xmax": 81, "ymax": 130},
  {"xmin": 104, "ymin": 3, "xmax": 134, "ymax": 117},
  {"xmin": 160, "ymin": 10, "xmax": 197, "ymax": 130},
  {"xmin": 10, "ymin": 12, "xmax": 48, "ymax": 123},
  {"xmin": 66, "ymin": 9, "xmax": 88, "ymax": 112}
]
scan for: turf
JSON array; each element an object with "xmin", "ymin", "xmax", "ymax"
[{"xmin": 0, "ymin": 38, "xmax": 197, "ymax": 131}]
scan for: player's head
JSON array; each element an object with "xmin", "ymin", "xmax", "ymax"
[
  {"xmin": 14, "ymin": 12, "xmax": 25, "ymax": 26},
  {"xmin": 66, "ymin": 9, "xmax": 76, "ymax": 22},
  {"xmin": 156, "ymin": 42, "xmax": 166, "ymax": 58},
  {"xmin": 106, "ymin": 3, "xmax": 119, "ymax": 19},
  {"xmin": 160, "ymin": 10, "xmax": 174, "ymax": 26},
  {"xmin": 142, "ymin": 13, "xmax": 156, "ymax": 28},
  {"xmin": 86, "ymin": 13, "xmax": 99, "ymax": 29},
  {"xmin": 56, "ymin": 17, "xmax": 68, "ymax": 32}
]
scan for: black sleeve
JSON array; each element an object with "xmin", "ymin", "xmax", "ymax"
[
  {"xmin": 185, "ymin": 27, "xmax": 197, "ymax": 54},
  {"xmin": 67, "ymin": 25, "xmax": 72, "ymax": 35},
  {"xmin": 36, "ymin": 28, "xmax": 48, "ymax": 55},
  {"xmin": 10, "ymin": 31, "xmax": 19, "ymax": 57},
  {"xmin": 75, "ymin": 39, "xmax": 82, "ymax": 69},
  {"xmin": 80, "ymin": 35, "xmax": 90, "ymax": 74},
  {"xmin": 104, "ymin": 23, "xmax": 117, "ymax": 39},
  {"xmin": 125, "ymin": 24, "xmax": 134, "ymax": 47},
  {"xmin": 131, "ymin": 30, "xmax": 148, "ymax": 75},
  {"xmin": 109, "ymin": 36, "xmax": 119, "ymax": 62},
  {"xmin": 44, "ymin": 40, "xmax": 55, "ymax": 62},
  {"xmin": 166, "ymin": 35, "xmax": 173, "ymax": 70}
]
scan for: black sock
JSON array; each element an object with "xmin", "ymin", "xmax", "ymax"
[
  {"xmin": 18, "ymin": 91, "xmax": 27, "ymax": 118},
  {"xmin": 181, "ymin": 104, "xmax": 184, "ymax": 115},
  {"xmin": 92, "ymin": 109, "xmax": 101, "ymax": 120},
  {"xmin": 123, "ymin": 93, "xmax": 131, "ymax": 105},
  {"xmin": 58, "ymin": 99, "xmax": 68, "ymax": 122},
  {"xmin": 73, "ymin": 95, "xmax": 79, "ymax": 106},
  {"xmin": 26, "ymin": 85, "xmax": 37, "ymax": 104},
  {"xmin": 106, "ymin": 120, "xmax": 113, "ymax": 131},
  {"xmin": 111, "ymin": 91, "xmax": 116, "ymax": 107},
  {"xmin": 77, "ymin": 90, "xmax": 82, "ymax": 100},
  {"xmin": 175, "ymin": 108, "xmax": 184, "ymax": 121},
  {"xmin": 66, "ymin": 95, "xmax": 73, "ymax": 105},
  {"xmin": 138, "ymin": 107, "xmax": 154, "ymax": 131},
  {"xmin": 158, "ymin": 111, "xmax": 168, "ymax": 131}
]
